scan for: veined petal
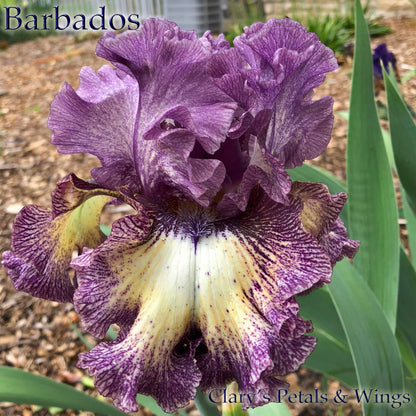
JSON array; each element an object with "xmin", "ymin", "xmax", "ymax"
[
  {"xmin": 320, "ymin": 218, "xmax": 360, "ymax": 266},
  {"xmin": 96, "ymin": 19, "xmax": 237, "ymax": 154},
  {"xmin": 138, "ymin": 130, "xmax": 226, "ymax": 207},
  {"xmin": 48, "ymin": 66, "xmax": 140, "ymax": 191},
  {"xmin": 73, "ymin": 213, "xmax": 202, "ymax": 412},
  {"xmin": 291, "ymin": 181, "xmax": 346, "ymax": 240},
  {"xmin": 194, "ymin": 191, "xmax": 327, "ymax": 395},
  {"xmin": 291, "ymin": 181, "xmax": 359, "ymax": 265},
  {"xmin": 73, "ymin": 190, "xmax": 331, "ymax": 412},
  {"xmin": 233, "ymin": 18, "xmax": 338, "ymax": 167},
  {"xmin": 1, "ymin": 174, "xmax": 116, "ymax": 302}
]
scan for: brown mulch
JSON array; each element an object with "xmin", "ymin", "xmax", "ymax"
[{"xmin": 1, "ymin": 17, "xmax": 416, "ymax": 416}]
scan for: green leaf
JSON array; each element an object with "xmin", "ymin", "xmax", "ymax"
[
  {"xmin": 338, "ymin": 111, "xmax": 396, "ymax": 171},
  {"xmin": 401, "ymin": 68, "xmax": 416, "ymax": 84},
  {"xmin": 397, "ymin": 249, "xmax": 416, "ymax": 378},
  {"xmin": 396, "ymin": 331, "xmax": 416, "ymax": 380},
  {"xmin": 347, "ymin": 0, "xmax": 399, "ymax": 331},
  {"xmin": 194, "ymin": 389, "xmax": 221, "ymax": 416},
  {"xmin": 384, "ymin": 68, "xmax": 416, "ymax": 217},
  {"xmin": 402, "ymin": 190, "xmax": 416, "ymax": 268},
  {"xmin": 298, "ymin": 289, "xmax": 357, "ymax": 388},
  {"xmin": 0, "ymin": 366, "xmax": 128, "ymax": 416},
  {"xmin": 136, "ymin": 394, "xmax": 176, "ymax": 416},
  {"xmin": 248, "ymin": 402, "xmax": 292, "ymax": 416},
  {"xmin": 328, "ymin": 260, "xmax": 404, "ymax": 416},
  {"xmin": 100, "ymin": 224, "xmax": 112, "ymax": 236},
  {"xmin": 289, "ymin": 163, "xmax": 346, "ymax": 193}
]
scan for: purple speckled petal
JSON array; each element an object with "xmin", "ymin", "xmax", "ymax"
[
  {"xmin": 291, "ymin": 181, "xmax": 359, "ymax": 264},
  {"xmin": 195, "ymin": 190, "xmax": 329, "ymax": 395},
  {"xmin": 320, "ymin": 218, "xmax": 360, "ymax": 266},
  {"xmin": 73, "ymin": 212, "xmax": 202, "ymax": 412},
  {"xmin": 1, "ymin": 174, "xmax": 115, "ymax": 302},
  {"xmin": 232, "ymin": 18, "xmax": 338, "ymax": 167},
  {"xmin": 73, "ymin": 189, "xmax": 331, "ymax": 412}
]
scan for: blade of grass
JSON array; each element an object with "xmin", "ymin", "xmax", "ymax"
[
  {"xmin": 194, "ymin": 389, "xmax": 221, "ymax": 416},
  {"xmin": 248, "ymin": 402, "xmax": 292, "ymax": 416},
  {"xmin": 397, "ymin": 249, "xmax": 416, "ymax": 378}
]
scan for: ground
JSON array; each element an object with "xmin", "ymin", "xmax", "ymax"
[{"xmin": 0, "ymin": 16, "xmax": 415, "ymax": 416}]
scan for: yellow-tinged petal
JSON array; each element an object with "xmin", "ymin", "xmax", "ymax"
[
  {"xmin": 2, "ymin": 174, "xmax": 115, "ymax": 302},
  {"xmin": 74, "ymin": 192, "xmax": 330, "ymax": 411}
]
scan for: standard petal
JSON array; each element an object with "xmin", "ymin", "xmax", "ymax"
[
  {"xmin": 216, "ymin": 137, "xmax": 291, "ymax": 215},
  {"xmin": 1, "ymin": 174, "xmax": 115, "ymax": 302},
  {"xmin": 233, "ymin": 18, "xmax": 338, "ymax": 167},
  {"xmin": 96, "ymin": 19, "xmax": 237, "ymax": 154},
  {"xmin": 137, "ymin": 130, "xmax": 226, "ymax": 207},
  {"xmin": 48, "ymin": 66, "xmax": 140, "ymax": 190}
]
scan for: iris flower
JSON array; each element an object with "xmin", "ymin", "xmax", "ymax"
[
  {"xmin": 372, "ymin": 43, "xmax": 397, "ymax": 79},
  {"xmin": 2, "ymin": 18, "xmax": 359, "ymax": 413}
]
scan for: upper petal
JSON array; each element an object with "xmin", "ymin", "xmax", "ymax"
[
  {"xmin": 96, "ymin": 19, "xmax": 237, "ymax": 154},
  {"xmin": 48, "ymin": 66, "xmax": 140, "ymax": 190},
  {"xmin": 233, "ymin": 18, "xmax": 338, "ymax": 167}
]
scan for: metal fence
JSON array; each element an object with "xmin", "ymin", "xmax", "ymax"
[
  {"xmin": 262, "ymin": 0, "xmax": 378, "ymax": 18},
  {"xmin": 57, "ymin": 0, "xmax": 164, "ymax": 19},
  {"xmin": 49, "ymin": 0, "xmax": 224, "ymax": 33}
]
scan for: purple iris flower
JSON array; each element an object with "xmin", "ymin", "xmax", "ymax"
[
  {"xmin": 2, "ymin": 18, "xmax": 359, "ymax": 413},
  {"xmin": 373, "ymin": 43, "xmax": 396, "ymax": 79}
]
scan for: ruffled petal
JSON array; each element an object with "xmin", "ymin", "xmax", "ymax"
[
  {"xmin": 320, "ymin": 218, "xmax": 360, "ymax": 266},
  {"xmin": 291, "ymin": 181, "xmax": 359, "ymax": 264},
  {"xmin": 73, "ymin": 212, "xmax": 202, "ymax": 412},
  {"xmin": 194, "ymin": 191, "xmax": 329, "ymax": 394},
  {"xmin": 48, "ymin": 66, "xmax": 140, "ymax": 190},
  {"xmin": 73, "ymin": 190, "xmax": 331, "ymax": 411},
  {"xmin": 96, "ymin": 19, "xmax": 237, "ymax": 154},
  {"xmin": 291, "ymin": 181, "xmax": 346, "ymax": 240},
  {"xmin": 1, "ymin": 174, "xmax": 115, "ymax": 302},
  {"xmin": 233, "ymin": 18, "xmax": 338, "ymax": 167},
  {"xmin": 138, "ymin": 130, "xmax": 226, "ymax": 207}
]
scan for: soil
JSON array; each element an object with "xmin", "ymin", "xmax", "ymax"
[{"xmin": 0, "ymin": 17, "xmax": 415, "ymax": 416}]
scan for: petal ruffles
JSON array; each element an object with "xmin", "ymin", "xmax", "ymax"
[
  {"xmin": 3, "ymin": 16, "xmax": 359, "ymax": 415},
  {"xmin": 215, "ymin": 18, "xmax": 338, "ymax": 169},
  {"xmin": 2, "ymin": 174, "xmax": 116, "ymax": 302},
  {"xmin": 73, "ymin": 190, "xmax": 335, "ymax": 412}
]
